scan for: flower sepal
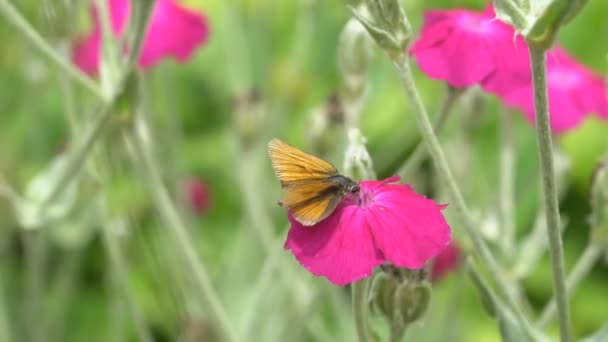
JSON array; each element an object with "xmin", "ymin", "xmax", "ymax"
[
  {"xmin": 371, "ymin": 266, "xmax": 432, "ymax": 335},
  {"xmin": 349, "ymin": 0, "xmax": 412, "ymax": 59}
]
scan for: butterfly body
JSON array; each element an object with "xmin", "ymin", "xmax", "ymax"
[{"xmin": 268, "ymin": 139, "xmax": 359, "ymax": 226}]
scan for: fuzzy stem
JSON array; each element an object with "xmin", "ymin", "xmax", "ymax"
[
  {"xmin": 0, "ymin": 0, "xmax": 104, "ymax": 99},
  {"xmin": 537, "ymin": 244, "xmax": 602, "ymax": 328},
  {"xmin": 527, "ymin": 45, "xmax": 572, "ymax": 342},
  {"xmin": 352, "ymin": 279, "xmax": 373, "ymax": 342},
  {"xmin": 398, "ymin": 86, "xmax": 462, "ymax": 179},
  {"xmin": 0, "ymin": 273, "xmax": 13, "ymax": 342},
  {"xmin": 389, "ymin": 55, "xmax": 535, "ymax": 338},
  {"xmin": 499, "ymin": 108, "xmax": 516, "ymax": 258},
  {"xmin": 35, "ymin": 90, "xmax": 121, "ymax": 217},
  {"xmin": 102, "ymin": 220, "xmax": 153, "ymax": 342},
  {"xmin": 34, "ymin": 0, "xmax": 155, "ymax": 221},
  {"xmin": 47, "ymin": 250, "xmax": 83, "ymax": 342},
  {"xmin": 125, "ymin": 122, "xmax": 237, "ymax": 342},
  {"xmin": 23, "ymin": 230, "xmax": 46, "ymax": 342}
]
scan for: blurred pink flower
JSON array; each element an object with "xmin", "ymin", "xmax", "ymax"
[
  {"xmin": 430, "ymin": 243, "xmax": 461, "ymax": 281},
  {"xmin": 410, "ymin": 6, "xmax": 527, "ymax": 89},
  {"xmin": 73, "ymin": 0, "xmax": 209, "ymax": 75},
  {"xmin": 497, "ymin": 48, "xmax": 608, "ymax": 133},
  {"xmin": 284, "ymin": 176, "xmax": 452, "ymax": 286},
  {"xmin": 186, "ymin": 179, "xmax": 211, "ymax": 214}
]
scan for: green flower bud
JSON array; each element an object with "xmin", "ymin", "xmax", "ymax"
[
  {"xmin": 234, "ymin": 88, "xmax": 264, "ymax": 148},
  {"xmin": 309, "ymin": 94, "xmax": 345, "ymax": 157},
  {"xmin": 370, "ymin": 272, "xmax": 397, "ymax": 320},
  {"xmin": 395, "ymin": 281, "xmax": 432, "ymax": 324},
  {"xmin": 350, "ymin": 0, "xmax": 412, "ymax": 59},
  {"xmin": 338, "ymin": 19, "xmax": 374, "ymax": 100},
  {"xmin": 370, "ymin": 265, "xmax": 433, "ymax": 339},
  {"xmin": 495, "ymin": 0, "xmax": 592, "ymax": 50}
]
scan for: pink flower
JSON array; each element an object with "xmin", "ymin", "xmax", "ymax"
[
  {"xmin": 72, "ymin": 0, "xmax": 209, "ymax": 75},
  {"xmin": 284, "ymin": 176, "xmax": 452, "ymax": 286},
  {"xmin": 185, "ymin": 179, "xmax": 211, "ymax": 214},
  {"xmin": 497, "ymin": 48, "xmax": 608, "ymax": 133},
  {"xmin": 410, "ymin": 6, "xmax": 527, "ymax": 89},
  {"xmin": 430, "ymin": 243, "xmax": 461, "ymax": 281}
]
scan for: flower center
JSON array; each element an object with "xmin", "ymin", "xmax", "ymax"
[{"xmin": 353, "ymin": 189, "xmax": 374, "ymax": 208}]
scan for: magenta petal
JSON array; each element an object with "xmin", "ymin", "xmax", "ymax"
[
  {"xmin": 431, "ymin": 243, "xmax": 461, "ymax": 281},
  {"xmin": 410, "ymin": 7, "xmax": 517, "ymax": 88},
  {"xmin": 284, "ymin": 176, "xmax": 452, "ymax": 286},
  {"xmin": 366, "ymin": 184, "xmax": 451, "ymax": 268},
  {"xmin": 72, "ymin": 30, "xmax": 102, "ymax": 76},
  {"xmin": 284, "ymin": 207, "xmax": 384, "ymax": 286},
  {"xmin": 71, "ymin": 0, "xmax": 209, "ymax": 74},
  {"xmin": 496, "ymin": 47, "xmax": 604, "ymax": 133},
  {"xmin": 139, "ymin": 0, "xmax": 210, "ymax": 67}
]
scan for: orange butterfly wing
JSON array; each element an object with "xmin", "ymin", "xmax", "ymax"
[
  {"xmin": 280, "ymin": 180, "xmax": 344, "ymax": 226},
  {"xmin": 268, "ymin": 139, "xmax": 345, "ymax": 226},
  {"xmin": 268, "ymin": 139, "xmax": 339, "ymax": 184}
]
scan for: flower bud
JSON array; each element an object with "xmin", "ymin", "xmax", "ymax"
[
  {"xmin": 395, "ymin": 281, "xmax": 432, "ymax": 324},
  {"xmin": 338, "ymin": 18, "xmax": 374, "ymax": 99},
  {"xmin": 370, "ymin": 271, "xmax": 398, "ymax": 320},
  {"xmin": 344, "ymin": 129, "xmax": 375, "ymax": 180},
  {"xmin": 370, "ymin": 266, "xmax": 432, "ymax": 333},
  {"xmin": 309, "ymin": 94, "xmax": 345, "ymax": 157},
  {"xmin": 495, "ymin": 0, "xmax": 591, "ymax": 50},
  {"xmin": 350, "ymin": 0, "xmax": 412, "ymax": 58},
  {"xmin": 234, "ymin": 88, "xmax": 265, "ymax": 148}
]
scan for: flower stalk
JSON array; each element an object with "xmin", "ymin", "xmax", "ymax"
[
  {"xmin": 389, "ymin": 56, "xmax": 535, "ymax": 337},
  {"xmin": 124, "ymin": 117, "xmax": 238, "ymax": 342},
  {"xmin": 537, "ymin": 243, "xmax": 602, "ymax": 328},
  {"xmin": 0, "ymin": 0, "xmax": 104, "ymax": 99},
  {"xmin": 527, "ymin": 45, "xmax": 572, "ymax": 342},
  {"xmin": 352, "ymin": 279, "xmax": 374, "ymax": 342},
  {"xmin": 499, "ymin": 108, "xmax": 516, "ymax": 258},
  {"xmin": 398, "ymin": 86, "xmax": 462, "ymax": 179}
]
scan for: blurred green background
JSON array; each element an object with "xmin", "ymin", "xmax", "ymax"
[{"xmin": 0, "ymin": 0, "xmax": 607, "ymax": 341}]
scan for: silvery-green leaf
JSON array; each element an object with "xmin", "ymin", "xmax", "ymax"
[
  {"xmin": 48, "ymin": 194, "xmax": 101, "ymax": 250},
  {"xmin": 19, "ymin": 154, "xmax": 79, "ymax": 229}
]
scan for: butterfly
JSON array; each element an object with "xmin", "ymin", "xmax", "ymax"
[{"xmin": 268, "ymin": 139, "xmax": 360, "ymax": 226}]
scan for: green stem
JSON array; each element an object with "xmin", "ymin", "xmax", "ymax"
[
  {"xmin": 389, "ymin": 55, "xmax": 535, "ymax": 338},
  {"xmin": 35, "ymin": 0, "xmax": 155, "ymax": 221},
  {"xmin": 0, "ymin": 0, "xmax": 104, "ymax": 99},
  {"xmin": 36, "ymin": 93, "xmax": 120, "ymax": 217},
  {"xmin": 499, "ymin": 108, "xmax": 516, "ymax": 258},
  {"xmin": 102, "ymin": 219, "xmax": 153, "ymax": 342},
  {"xmin": 352, "ymin": 279, "xmax": 373, "ymax": 342},
  {"xmin": 47, "ymin": 250, "xmax": 83, "ymax": 342},
  {"xmin": 0, "ymin": 273, "xmax": 14, "ymax": 342},
  {"xmin": 537, "ymin": 244, "xmax": 602, "ymax": 328},
  {"xmin": 125, "ymin": 124, "xmax": 237, "ymax": 342},
  {"xmin": 23, "ymin": 230, "xmax": 46, "ymax": 342},
  {"xmin": 527, "ymin": 45, "xmax": 572, "ymax": 342},
  {"xmin": 398, "ymin": 86, "xmax": 462, "ymax": 179},
  {"xmin": 238, "ymin": 147, "xmax": 275, "ymax": 250}
]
